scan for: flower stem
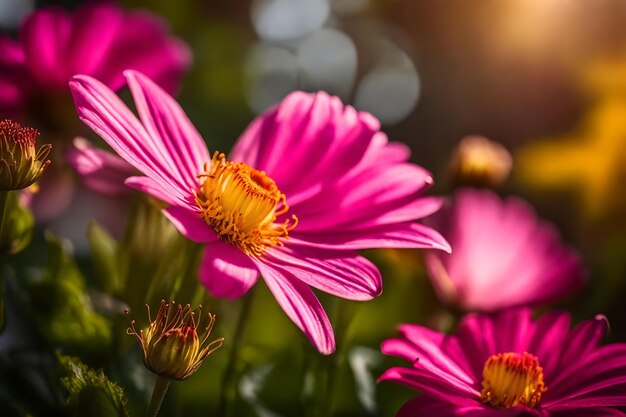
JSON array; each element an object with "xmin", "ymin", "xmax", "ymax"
[
  {"xmin": 146, "ymin": 375, "xmax": 171, "ymax": 417},
  {"xmin": 218, "ymin": 287, "xmax": 256, "ymax": 417},
  {"xmin": 309, "ymin": 299, "xmax": 355, "ymax": 417},
  {"xmin": 0, "ymin": 191, "xmax": 10, "ymax": 238}
]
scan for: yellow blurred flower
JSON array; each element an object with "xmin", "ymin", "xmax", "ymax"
[{"xmin": 517, "ymin": 56, "xmax": 626, "ymax": 219}]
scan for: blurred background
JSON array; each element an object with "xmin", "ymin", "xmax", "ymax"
[{"xmin": 2, "ymin": 0, "xmax": 626, "ymax": 416}]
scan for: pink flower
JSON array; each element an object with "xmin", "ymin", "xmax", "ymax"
[
  {"xmin": 381, "ymin": 308, "xmax": 626, "ymax": 416},
  {"xmin": 69, "ymin": 70, "xmax": 450, "ymax": 354},
  {"xmin": 0, "ymin": 3, "xmax": 190, "ymax": 118},
  {"xmin": 424, "ymin": 189, "xmax": 584, "ymax": 312},
  {"xmin": 65, "ymin": 138, "xmax": 135, "ymax": 197}
]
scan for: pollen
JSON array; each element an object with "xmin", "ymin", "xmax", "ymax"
[
  {"xmin": 195, "ymin": 151, "xmax": 298, "ymax": 257},
  {"xmin": 480, "ymin": 352, "xmax": 547, "ymax": 409}
]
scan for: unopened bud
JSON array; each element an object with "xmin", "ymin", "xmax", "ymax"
[
  {"xmin": 127, "ymin": 301, "xmax": 224, "ymax": 380},
  {"xmin": 0, "ymin": 119, "xmax": 51, "ymax": 191},
  {"xmin": 448, "ymin": 135, "xmax": 512, "ymax": 188}
]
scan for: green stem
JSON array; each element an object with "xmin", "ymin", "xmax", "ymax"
[
  {"xmin": 218, "ymin": 287, "xmax": 256, "ymax": 417},
  {"xmin": 146, "ymin": 375, "xmax": 171, "ymax": 417},
  {"xmin": 310, "ymin": 299, "xmax": 355, "ymax": 417},
  {"xmin": 0, "ymin": 191, "xmax": 10, "ymax": 238}
]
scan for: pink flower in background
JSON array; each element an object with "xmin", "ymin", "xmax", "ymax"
[
  {"xmin": 381, "ymin": 308, "xmax": 626, "ymax": 416},
  {"xmin": 65, "ymin": 138, "xmax": 135, "ymax": 197},
  {"xmin": 69, "ymin": 70, "xmax": 450, "ymax": 354},
  {"xmin": 0, "ymin": 3, "xmax": 191, "ymax": 220},
  {"xmin": 424, "ymin": 188, "xmax": 584, "ymax": 312},
  {"xmin": 0, "ymin": 3, "xmax": 190, "ymax": 118}
]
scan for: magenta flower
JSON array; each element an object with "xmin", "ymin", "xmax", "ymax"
[
  {"xmin": 0, "ymin": 3, "xmax": 190, "ymax": 118},
  {"xmin": 381, "ymin": 308, "xmax": 626, "ymax": 416},
  {"xmin": 424, "ymin": 188, "xmax": 584, "ymax": 312},
  {"xmin": 69, "ymin": 70, "xmax": 450, "ymax": 354}
]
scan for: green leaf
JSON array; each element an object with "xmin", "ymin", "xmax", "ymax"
[
  {"xmin": 59, "ymin": 355, "xmax": 129, "ymax": 417},
  {"xmin": 87, "ymin": 220, "xmax": 121, "ymax": 294},
  {"xmin": 28, "ymin": 232, "xmax": 112, "ymax": 354}
]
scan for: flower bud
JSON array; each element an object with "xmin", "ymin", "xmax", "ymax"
[
  {"xmin": 448, "ymin": 135, "xmax": 512, "ymax": 188},
  {"xmin": 0, "ymin": 119, "xmax": 51, "ymax": 191},
  {"xmin": 127, "ymin": 301, "xmax": 224, "ymax": 380}
]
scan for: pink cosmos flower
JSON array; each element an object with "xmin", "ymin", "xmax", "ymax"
[
  {"xmin": 69, "ymin": 70, "xmax": 451, "ymax": 354},
  {"xmin": 424, "ymin": 188, "xmax": 584, "ymax": 312},
  {"xmin": 381, "ymin": 308, "xmax": 626, "ymax": 416},
  {"xmin": 0, "ymin": 3, "xmax": 190, "ymax": 118}
]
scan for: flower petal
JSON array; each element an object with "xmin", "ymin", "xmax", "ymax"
[
  {"xmin": 162, "ymin": 206, "xmax": 218, "ymax": 244},
  {"xmin": 70, "ymin": 74, "xmax": 193, "ymax": 206},
  {"xmin": 551, "ymin": 409, "xmax": 626, "ymax": 417},
  {"xmin": 65, "ymin": 5, "xmax": 122, "ymax": 77},
  {"xmin": 231, "ymin": 91, "xmax": 377, "ymax": 197},
  {"xmin": 378, "ymin": 367, "xmax": 478, "ymax": 406},
  {"xmin": 21, "ymin": 6, "xmax": 71, "ymax": 86},
  {"xmin": 124, "ymin": 70, "xmax": 209, "ymax": 188},
  {"xmin": 262, "ymin": 245, "xmax": 382, "ymax": 301},
  {"xmin": 396, "ymin": 396, "xmax": 460, "ymax": 417},
  {"xmin": 290, "ymin": 222, "xmax": 451, "ymax": 253},
  {"xmin": 199, "ymin": 240, "xmax": 259, "ymax": 300},
  {"xmin": 253, "ymin": 259, "xmax": 335, "ymax": 355},
  {"xmin": 95, "ymin": 10, "xmax": 191, "ymax": 93},
  {"xmin": 424, "ymin": 188, "xmax": 585, "ymax": 312},
  {"xmin": 66, "ymin": 137, "xmax": 135, "ymax": 196},
  {"xmin": 289, "ymin": 163, "xmax": 438, "ymax": 231}
]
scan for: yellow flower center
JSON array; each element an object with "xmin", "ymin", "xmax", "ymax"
[
  {"xmin": 195, "ymin": 151, "xmax": 298, "ymax": 257},
  {"xmin": 480, "ymin": 352, "xmax": 547, "ymax": 409}
]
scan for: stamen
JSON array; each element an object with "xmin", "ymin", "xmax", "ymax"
[
  {"xmin": 195, "ymin": 151, "xmax": 297, "ymax": 257},
  {"xmin": 480, "ymin": 352, "xmax": 547, "ymax": 409}
]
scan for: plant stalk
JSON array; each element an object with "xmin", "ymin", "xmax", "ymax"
[
  {"xmin": 218, "ymin": 287, "xmax": 256, "ymax": 417},
  {"xmin": 0, "ymin": 191, "xmax": 10, "ymax": 238},
  {"xmin": 146, "ymin": 375, "xmax": 171, "ymax": 417}
]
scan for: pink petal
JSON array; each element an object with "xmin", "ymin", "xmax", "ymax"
[
  {"xmin": 0, "ymin": 36, "xmax": 24, "ymax": 66},
  {"xmin": 65, "ymin": 5, "xmax": 122, "ymax": 78},
  {"xmin": 289, "ymin": 163, "xmax": 436, "ymax": 230},
  {"xmin": 253, "ymin": 259, "xmax": 335, "ymax": 355},
  {"xmin": 231, "ymin": 91, "xmax": 378, "ymax": 198},
  {"xmin": 69, "ymin": 74, "xmax": 194, "ymax": 208},
  {"xmin": 95, "ymin": 10, "xmax": 191, "ymax": 93},
  {"xmin": 560, "ymin": 314, "xmax": 610, "ymax": 364},
  {"xmin": 125, "ymin": 176, "xmax": 178, "ymax": 206},
  {"xmin": 65, "ymin": 137, "xmax": 135, "ymax": 196},
  {"xmin": 424, "ymin": 188, "xmax": 585, "ymax": 312},
  {"xmin": 20, "ymin": 6, "xmax": 71, "ymax": 87},
  {"xmin": 395, "ymin": 396, "xmax": 512, "ymax": 417},
  {"xmin": 124, "ymin": 70, "xmax": 209, "ymax": 189},
  {"xmin": 290, "ymin": 222, "xmax": 451, "ymax": 253},
  {"xmin": 162, "ymin": 206, "xmax": 218, "ymax": 244},
  {"xmin": 262, "ymin": 245, "xmax": 382, "ymax": 301},
  {"xmin": 551, "ymin": 409, "xmax": 626, "ymax": 417},
  {"xmin": 199, "ymin": 240, "xmax": 259, "ymax": 300},
  {"xmin": 396, "ymin": 396, "xmax": 459, "ymax": 417},
  {"xmin": 378, "ymin": 367, "xmax": 478, "ymax": 406}
]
